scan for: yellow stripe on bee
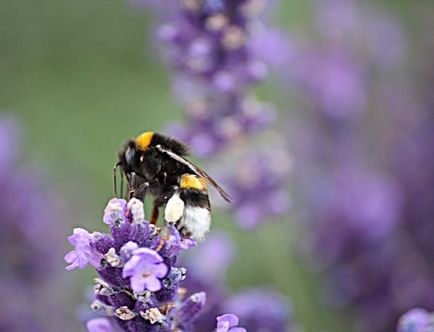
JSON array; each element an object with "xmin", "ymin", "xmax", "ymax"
[
  {"xmin": 180, "ymin": 174, "xmax": 207, "ymax": 191},
  {"xmin": 135, "ymin": 132, "xmax": 154, "ymax": 151}
]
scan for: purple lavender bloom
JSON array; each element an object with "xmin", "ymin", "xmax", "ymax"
[
  {"xmin": 103, "ymin": 198, "xmax": 128, "ymax": 225},
  {"xmin": 216, "ymin": 314, "xmax": 246, "ymax": 332},
  {"xmin": 65, "ymin": 228, "xmax": 104, "ymax": 270},
  {"xmin": 66, "ymin": 197, "xmax": 206, "ymax": 332},
  {"xmin": 122, "ymin": 248, "xmax": 168, "ymax": 292},
  {"xmin": 397, "ymin": 309, "xmax": 433, "ymax": 332}
]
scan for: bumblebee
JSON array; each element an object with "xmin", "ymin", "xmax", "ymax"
[{"xmin": 115, "ymin": 131, "xmax": 230, "ymax": 225}]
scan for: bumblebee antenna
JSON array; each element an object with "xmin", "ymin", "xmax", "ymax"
[{"xmin": 113, "ymin": 162, "xmax": 120, "ymax": 197}]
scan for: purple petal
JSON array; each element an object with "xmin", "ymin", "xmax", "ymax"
[
  {"xmin": 217, "ymin": 314, "xmax": 239, "ymax": 329},
  {"xmin": 122, "ymin": 255, "xmax": 141, "ymax": 278},
  {"xmin": 133, "ymin": 247, "xmax": 164, "ymax": 263},
  {"xmin": 86, "ymin": 318, "xmax": 113, "ymax": 332},
  {"xmin": 130, "ymin": 274, "xmax": 147, "ymax": 293},
  {"xmin": 180, "ymin": 238, "xmax": 197, "ymax": 250},
  {"xmin": 64, "ymin": 251, "xmax": 78, "ymax": 270},
  {"xmin": 144, "ymin": 275, "xmax": 162, "ymax": 292},
  {"xmin": 153, "ymin": 262, "xmax": 168, "ymax": 278}
]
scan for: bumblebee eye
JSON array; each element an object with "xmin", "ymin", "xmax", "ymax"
[
  {"xmin": 125, "ymin": 147, "xmax": 135, "ymax": 164},
  {"xmin": 140, "ymin": 155, "xmax": 144, "ymax": 162}
]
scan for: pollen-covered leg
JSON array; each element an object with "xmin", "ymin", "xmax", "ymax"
[
  {"xmin": 164, "ymin": 192, "xmax": 185, "ymax": 224},
  {"xmin": 156, "ymin": 228, "xmax": 169, "ymax": 252}
]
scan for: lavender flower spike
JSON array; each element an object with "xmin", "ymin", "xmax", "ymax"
[
  {"xmin": 122, "ymin": 247, "xmax": 168, "ymax": 292},
  {"xmin": 216, "ymin": 314, "xmax": 246, "ymax": 332},
  {"xmin": 66, "ymin": 197, "xmax": 207, "ymax": 331}
]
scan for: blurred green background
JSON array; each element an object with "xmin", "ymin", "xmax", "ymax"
[{"xmin": 0, "ymin": 1, "xmax": 426, "ymax": 331}]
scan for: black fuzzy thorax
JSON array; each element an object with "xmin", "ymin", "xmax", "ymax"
[{"xmin": 150, "ymin": 133, "xmax": 190, "ymax": 157}]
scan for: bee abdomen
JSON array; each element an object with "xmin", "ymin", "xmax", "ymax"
[
  {"xmin": 181, "ymin": 205, "xmax": 211, "ymax": 242},
  {"xmin": 164, "ymin": 188, "xmax": 211, "ymax": 242},
  {"xmin": 179, "ymin": 190, "xmax": 210, "ymax": 210}
]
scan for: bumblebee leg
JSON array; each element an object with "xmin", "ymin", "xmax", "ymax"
[
  {"xmin": 150, "ymin": 203, "xmax": 159, "ymax": 225},
  {"xmin": 133, "ymin": 182, "xmax": 148, "ymax": 201},
  {"xmin": 150, "ymin": 194, "xmax": 167, "ymax": 224}
]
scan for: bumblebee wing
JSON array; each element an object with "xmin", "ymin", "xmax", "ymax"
[{"xmin": 155, "ymin": 145, "xmax": 231, "ymax": 202}]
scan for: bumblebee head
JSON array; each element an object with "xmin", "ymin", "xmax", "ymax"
[
  {"xmin": 135, "ymin": 131, "xmax": 154, "ymax": 151},
  {"xmin": 116, "ymin": 140, "xmax": 134, "ymax": 170},
  {"xmin": 124, "ymin": 143, "xmax": 136, "ymax": 166},
  {"xmin": 180, "ymin": 174, "xmax": 207, "ymax": 191}
]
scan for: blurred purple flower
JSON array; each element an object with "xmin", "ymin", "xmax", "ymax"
[
  {"xmin": 0, "ymin": 116, "xmax": 68, "ymax": 331},
  {"xmin": 184, "ymin": 232, "xmax": 234, "ymax": 282},
  {"xmin": 0, "ymin": 117, "xmax": 19, "ymax": 173},
  {"xmin": 314, "ymin": 0, "xmax": 405, "ymax": 67},
  {"xmin": 293, "ymin": 48, "xmax": 366, "ymax": 119},
  {"xmin": 66, "ymin": 197, "xmax": 206, "ymax": 331},
  {"xmin": 288, "ymin": 0, "xmax": 406, "ymax": 121},
  {"xmin": 397, "ymin": 308, "xmax": 434, "ymax": 332},
  {"xmin": 174, "ymin": 292, "xmax": 207, "ymax": 324},
  {"xmin": 216, "ymin": 314, "xmax": 246, "ymax": 332},
  {"xmin": 284, "ymin": 2, "xmax": 434, "ymax": 332},
  {"xmin": 248, "ymin": 27, "xmax": 293, "ymax": 68},
  {"xmin": 180, "ymin": 232, "xmax": 294, "ymax": 332},
  {"xmin": 87, "ymin": 318, "xmax": 114, "ymax": 332},
  {"xmin": 222, "ymin": 150, "xmax": 291, "ymax": 229},
  {"xmin": 224, "ymin": 289, "xmax": 292, "ymax": 331}
]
